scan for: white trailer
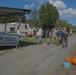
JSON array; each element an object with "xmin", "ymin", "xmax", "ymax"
[
  {"xmin": 0, "ymin": 6, "xmax": 31, "ymax": 47},
  {"xmin": 0, "ymin": 22, "xmax": 30, "ymax": 37}
]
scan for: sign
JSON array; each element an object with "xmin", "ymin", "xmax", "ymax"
[{"xmin": 0, "ymin": 33, "xmax": 19, "ymax": 46}]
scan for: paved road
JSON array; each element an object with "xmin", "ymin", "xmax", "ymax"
[{"xmin": 0, "ymin": 35, "xmax": 76, "ymax": 75}]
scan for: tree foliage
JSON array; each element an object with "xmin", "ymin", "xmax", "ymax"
[
  {"xmin": 73, "ymin": 26, "xmax": 76, "ymax": 31},
  {"xmin": 29, "ymin": 8, "xmax": 40, "ymax": 27},
  {"xmin": 55, "ymin": 20, "xmax": 73, "ymax": 32},
  {"xmin": 39, "ymin": 2, "xmax": 59, "ymax": 30},
  {"xmin": 0, "ymin": 14, "xmax": 26, "ymax": 23}
]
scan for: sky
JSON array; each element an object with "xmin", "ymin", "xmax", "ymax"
[{"xmin": 0, "ymin": 0, "xmax": 76, "ymax": 26}]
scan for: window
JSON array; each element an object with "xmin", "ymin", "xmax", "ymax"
[
  {"xmin": 10, "ymin": 27, "xmax": 15, "ymax": 32},
  {"xmin": 25, "ymin": 25, "xmax": 27, "ymax": 29}
]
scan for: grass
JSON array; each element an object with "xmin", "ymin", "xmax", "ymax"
[
  {"xmin": 19, "ymin": 36, "xmax": 46, "ymax": 47},
  {"xmin": 0, "ymin": 36, "xmax": 46, "ymax": 54}
]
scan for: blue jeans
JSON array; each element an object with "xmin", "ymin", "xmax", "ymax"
[
  {"xmin": 64, "ymin": 38, "xmax": 68, "ymax": 47},
  {"xmin": 62, "ymin": 38, "xmax": 68, "ymax": 48},
  {"xmin": 62, "ymin": 38, "xmax": 65, "ymax": 48},
  {"xmin": 37, "ymin": 35, "xmax": 41, "ymax": 44}
]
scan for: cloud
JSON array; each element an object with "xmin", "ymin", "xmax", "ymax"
[
  {"xmin": 59, "ymin": 8, "xmax": 76, "ymax": 18},
  {"xmin": 35, "ymin": 0, "xmax": 44, "ymax": 4},
  {"xmin": 48, "ymin": 0, "xmax": 56, "ymax": 4},
  {"xmin": 24, "ymin": 3, "xmax": 35, "ymax": 9},
  {"xmin": 24, "ymin": 0, "xmax": 76, "ymax": 18},
  {"xmin": 48, "ymin": 0, "xmax": 66, "ymax": 9},
  {"xmin": 53, "ymin": 0, "xmax": 67, "ymax": 9},
  {"xmin": 48, "ymin": 0, "xmax": 76, "ymax": 18}
]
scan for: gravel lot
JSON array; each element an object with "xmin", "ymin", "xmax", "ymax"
[{"xmin": 0, "ymin": 35, "xmax": 76, "ymax": 75}]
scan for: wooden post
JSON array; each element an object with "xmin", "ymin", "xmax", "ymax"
[
  {"xmin": 16, "ymin": 14, "xmax": 22, "ymax": 48},
  {"xmin": 17, "ymin": 14, "xmax": 22, "ymax": 35},
  {"xmin": 4, "ymin": 16, "xmax": 8, "ymax": 33}
]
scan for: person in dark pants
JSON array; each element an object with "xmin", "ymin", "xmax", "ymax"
[
  {"xmin": 60, "ymin": 29, "xmax": 65, "ymax": 48},
  {"xmin": 61, "ymin": 30, "xmax": 68, "ymax": 48},
  {"xmin": 64, "ymin": 30, "xmax": 68, "ymax": 47},
  {"xmin": 45, "ymin": 29, "xmax": 51, "ymax": 45}
]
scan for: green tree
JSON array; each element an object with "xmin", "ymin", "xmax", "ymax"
[
  {"xmin": 55, "ymin": 20, "xmax": 68, "ymax": 28},
  {"xmin": 29, "ymin": 8, "xmax": 40, "ymax": 27},
  {"xmin": 73, "ymin": 26, "xmax": 76, "ymax": 31},
  {"xmin": 0, "ymin": 16, "xmax": 5, "ymax": 23},
  {"xmin": 39, "ymin": 2, "xmax": 59, "ymax": 30},
  {"xmin": 21, "ymin": 14, "xmax": 27, "ymax": 23},
  {"xmin": 55, "ymin": 20, "xmax": 73, "ymax": 32},
  {"xmin": 0, "ymin": 14, "xmax": 26, "ymax": 23}
]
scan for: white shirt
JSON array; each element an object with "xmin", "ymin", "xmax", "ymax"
[{"xmin": 36, "ymin": 31, "xmax": 41, "ymax": 36}]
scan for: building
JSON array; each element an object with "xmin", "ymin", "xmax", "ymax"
[
  {"xmin": 0, "ymin": 22, "xmax": 30, "ymax": 37},
  {"xmin": 0, "ymin": 6, "xmax": 31, "ymax": 47}
]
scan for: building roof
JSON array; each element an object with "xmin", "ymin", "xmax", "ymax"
[{"xmin": 0, "ymin": 6, "xmax": 31, "ymax": 16}]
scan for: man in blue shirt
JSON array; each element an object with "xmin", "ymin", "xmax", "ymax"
[{"xmin": 56, "ymin": 29, "xmax": 61, "ymax": 45}]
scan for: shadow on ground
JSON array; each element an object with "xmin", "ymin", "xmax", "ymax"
[
  {"xmin": 0, "ymin": 40, "xmax": 37, "ymax": 51},
  {"xmin": 19, "ymin": 40, "xmax": 37, "ymax": 47},
  {"xmin": 0, "ymin": 46, "xmax": 16, "ymax": 51}
]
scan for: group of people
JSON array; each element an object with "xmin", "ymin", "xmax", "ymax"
[
  {"xmin": 36, "ymin": 28, "xmax": 69, "ymax": 48},
  {"xmin": 52, "ymin": 28, "xmax": 68, "ymax": 48}
]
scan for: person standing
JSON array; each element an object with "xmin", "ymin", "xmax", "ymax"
[
  {"xmin": 64, "ymin": 30, "xmax": 68, "ymax": 47},
  {"xmin": 51, "ymin": 29, "xmax": 57, "ymax": 44},
  {"xmin": 39, "ymin": 28, "xmax": 42, "ymax": 43},
  {"xmin": 36, "ymin": 29, "xmax": 42, "ymax": 44},
  {"xmin": 60, "ymin": 29, "xmax": 65, "ymax": 48},
  {"xmin": 61, "ymin": 29, "xmax": 68, "ymax": 48},
  {"xmin": 45, "ymin": 29, "xmax": 51, "ymax": 45},
  {"xmin": 56, "ymin": 29, "xmax": 61, "ymax": 45}
]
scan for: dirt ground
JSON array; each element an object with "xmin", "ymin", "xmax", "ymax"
[
  {"xmin": 0, "ymin": 35, "xmax": 76, "ymax": 75},
  {"xmin": 59, "ymin": 44, "xmax": 76, "ymax": 75}
]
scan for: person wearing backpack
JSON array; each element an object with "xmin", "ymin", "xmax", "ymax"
[{"xmin": 61, "ymin": 29, "xmax": 68, "ymax": 48}]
